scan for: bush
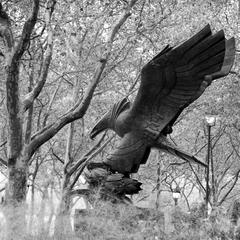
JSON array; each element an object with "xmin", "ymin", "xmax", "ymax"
[
  {"xmin": 169, "ymin": 206, "xmax": 234, "ymax": 240},
  {"xmin": 0, "ymin": 201, "xmax": 237, "ymax": 240}
]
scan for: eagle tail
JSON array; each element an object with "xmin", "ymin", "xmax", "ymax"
[{"xmin": 156, "ymin": 139, "xmax": 206, "ymax": 167}]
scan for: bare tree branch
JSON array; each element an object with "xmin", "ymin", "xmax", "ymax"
[
  {"xmin": 188, "ymin": 162, "xmax": 206, "ymax": 193},
  {"xmin": 27, "ymin": 1, "xmax": 138, "ymax": 158},
  {"xmin": 22, "ymin": 0, "xmax": 56, "ymax": 112},
  {"xmin": 68, "ymin": 132, "xmax": 107, "ymax": 177},
  {"xmin": 42, "ymin": 79, "xmax": 62, "ymax": 127},
  {"xmin": 70, "ymin": 189, "xmax": 90, "ymax": 196},
  {"xmin": 12, "ymin": 0, "xmax": 40, "ymax": 62},
  {"xmin": 215, "ymin": 151, "xmax": 234, "ymax": 190},
  {"xmin": 0, "ymin": 3, "xmax": 13, "ymax": 51},
  {"xmin": 0, "ymin": 140, "xmax": 7, "ymax": 148},
  {"xmin": 51, "ymin": 150, "xmax": 64, "ymax": 164},
  {"xmin": 69, "ymin": 137, "xmax": 114, "ymax": 189},
  {"xmin": 219, "ymin": 169, "xmax": 240, "ymax": 205},
  {"xmin": 0, "ymin": 156, "xmax": 7, "ymax": 166},
  {"xmin": 228, "ymin": 133, "xmax": 240, "ymax": 160}
]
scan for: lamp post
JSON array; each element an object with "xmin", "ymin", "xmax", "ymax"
[
  {"xmin": 205, "ymin": 115, "xmax": 216, "ymax": 217},
  {"xmin": 172, "ymin": 186, "xmax": 181, "ymax": 206}
]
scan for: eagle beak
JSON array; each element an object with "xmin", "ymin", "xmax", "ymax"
[
  {"xmin": 90, "ymin": 126, "xmax": 105, "ymax": 139},
  {"xmin": 90, "ymin": 114, "xmax": 110, "ymax": 139}
]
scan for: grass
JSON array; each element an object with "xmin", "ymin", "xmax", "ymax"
[{"xmin": 0, "ymin": 200, "xmax": 239, "ymax": 240}]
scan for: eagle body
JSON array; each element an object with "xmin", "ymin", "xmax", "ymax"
[{"xmin": 86, "ymin": 24, "xmax": 235, "ymax": 198}]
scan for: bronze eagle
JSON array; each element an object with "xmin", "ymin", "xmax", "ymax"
[{"xmin": 86, "ymin": 24, "xmax": 235, "ymax": 198}]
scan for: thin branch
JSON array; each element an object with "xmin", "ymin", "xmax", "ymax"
[
  {"xmin": 27, "ymin": 2, "xmax": 137, "ymax": 158},
  {"xmin": 216, "ymin": 151, "xmax": 234, "ymax": 188},
  {"xmin": 42, "ymin": 79, "xmax": 62, "ymax": 127},
  {"xmin": 230, "ymin": 70, "xmax": 240, "ymax": 77},
  {"xmin": 218, "ymin": 174, "xmax": 236, "ymax": 194},
  {"xmin": 70, "ymin": 189, "xmax": 90, "ymax": 196},
  {"xmin": 219, "ymin": 170, "xmax": 240, "ymax": 205},
  {"xmin": 22, "ymin": 0, "xmax": 56, "ymax": 112},
  {"xmin": 68, "ymin": 132, "xmax": 107, "ymax": 176},
  {"xmin": 51, "ymin": 150, "xmax": 64, "ymax": 164},
  {"xmin": 188, "ymin": 162, "xmax": 206, "ymax": 193},
  {"xmin": 69, "ymin": 137, "xmax": 113, "ymax": 190},
  {"xmin": 0, "ymin": 4, "xmax": 13, "ymax": 51},
  {"xmin": 228, "ymin": 134, "xmax": 240, "ymax": 160},
  {"xmin": 0, "ymin": 156, "xmax": 7, "ymax": 166},
  {"xmin": 169, "ymin": 161, "xmax": 187, "ymax": 166},
  {"xmin": 0, "ymin": 140, "xmax": 7, "ymax": 148},
  {"xmin": 12, "ymin": 0, "xmax": 40, "ymax": 62}
]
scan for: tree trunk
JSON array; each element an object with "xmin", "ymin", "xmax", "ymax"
[
  {"xmin": 28, "ymin": 178, "xmax": 35, "ymax": 234},
  {"xmin": 6, "ymin": 162, "xmax": 27, "ymax": 203},
  {"xmin": 38, "ymin": 181, "xmax": 50, "ymax": 234},
  {"xmin": 4, "ymin": 154, "xmax": 29, "ymax": 239},
  {"xmin": 45, "ymin": 182, "xmax": 55, "ymax": 235},
  {"xmin": 54, "ymin": 176, "xmax": 73, "ymax": 235},
  {"xmin": 55, "ymin": 76, "xmax": 79, "ymax": 233}
]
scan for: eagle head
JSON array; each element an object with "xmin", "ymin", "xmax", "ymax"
[
  {"xmin": 90, "ymin": 98, "xmax": 130, "ymax": 139},
  {"xmin": 90, "ymin": 110, "xmax": 112, "ymax": 139}
]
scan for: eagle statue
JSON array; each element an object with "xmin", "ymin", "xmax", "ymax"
[{"xmin": 84, "ymin": 24, "xmax": 235, "ymax": 202}]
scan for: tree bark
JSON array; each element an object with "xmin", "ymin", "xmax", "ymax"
[
  {"xmin": 54, "ymin": 175, "xmax": 72, "ymax": 234},
  {"xmin": 38, "ymin": 182, "xmax": 50, "ymax": 234}
]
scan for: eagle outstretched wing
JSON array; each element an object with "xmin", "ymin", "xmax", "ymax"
[
  {"xmin": 87, "ymin": 24, "xmax": 235, "ymax": 190},
  {"xmin": 130, "ymin": 24, "xmax": 235, "ymax": 138}
]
